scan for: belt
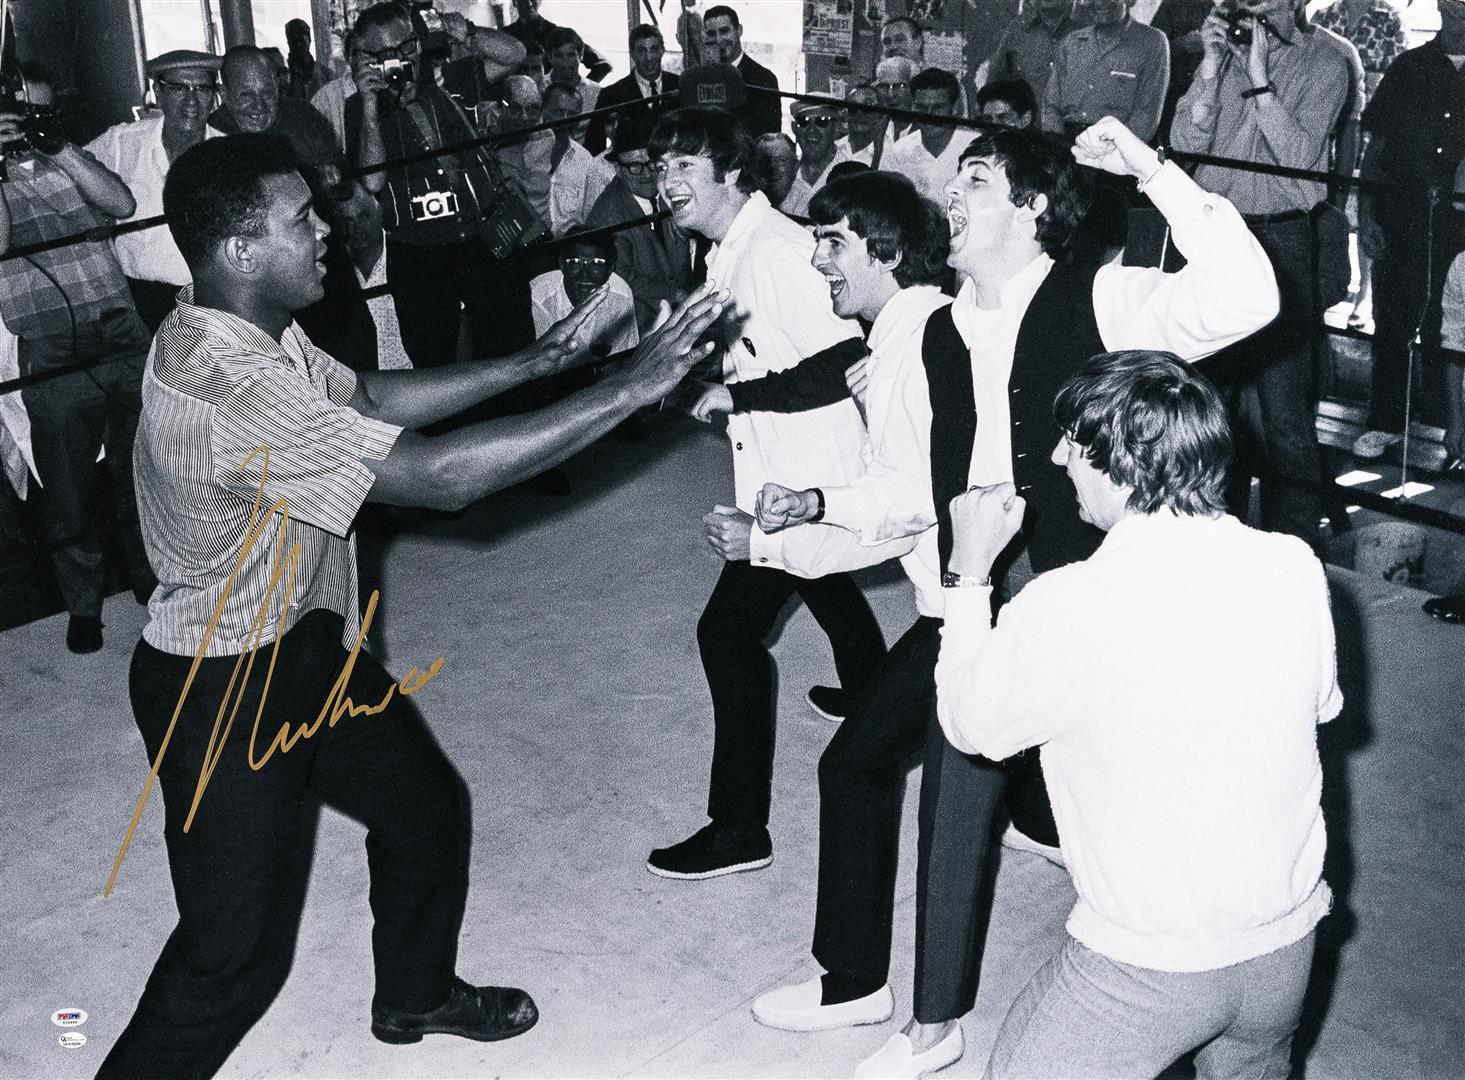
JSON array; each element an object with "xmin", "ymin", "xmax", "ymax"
[{"xmin": 1241, "ymin": 206, "xmax": 1317, "ymax": 225}]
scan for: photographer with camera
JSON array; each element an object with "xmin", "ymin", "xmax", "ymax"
[
  {"xmin": 0, "ymin": 68, "xmax": 157, "ymax": 653},
  {"xmin": 1169, "ymin": 0, "xmax": 1358, "ymax": 542},
  {"xmin": 349, "ymin": 2, "xmax": 536, "ymax": 366}
]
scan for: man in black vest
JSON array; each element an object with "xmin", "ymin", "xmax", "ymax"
[{"xmin": 750, "ymin": 118, "xmax": 1281, "ymax": 1077}]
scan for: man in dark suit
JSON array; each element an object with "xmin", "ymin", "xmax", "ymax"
[
  {"xmin": 703, "ymin": 4, "xmax": 781, "ymax": 135},
  {"xmin": 585, "ymin": 24, "xmax": 681, "ymax": 156},
  {"xmin": 585, "ymin": 110, "xmax": 695, "ymax": 331}
]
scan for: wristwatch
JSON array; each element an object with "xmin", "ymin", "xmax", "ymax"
[{"xmin": 941, "ymin": 570, "xmax": 991, "ymax": 589}]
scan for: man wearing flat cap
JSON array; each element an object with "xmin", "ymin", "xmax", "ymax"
[
  {"xmin": 86, "ymin": 49, "xmax": 225, "ymax": 331},
  {"xmin": 782, "ymin": 94, "xmax": 848, "ymax": 217}
]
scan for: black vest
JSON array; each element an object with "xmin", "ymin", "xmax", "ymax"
[{"xmin": 923, "ymin": 259, "xmax": 1107, "ymax": 579}]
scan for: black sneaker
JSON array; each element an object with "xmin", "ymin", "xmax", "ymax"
[
  {"xmin": 66, "ymin": 615, "xmax": 103, "ymax": 654},
  {"xmin": 371, "ymin": 977, "xmax": 538, "ymax": 1045},
  {"xmin": 805, "ymin": 685, "xmax": 847, "ymax": 722},
  {"xmin": 646, "ymin": 822, "xmax": 772, "ymax": 880}
]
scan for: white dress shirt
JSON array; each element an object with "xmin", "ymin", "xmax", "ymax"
[
  {"xmin": 633, "ymin": 70, "xmax": 664, "ymax": 98},
  {"xmin": 880, "ymin": 128, "xmax": 970, "ymax": 206},
  {"xmin": 820, "ymin": 161, "xmax": 1281, "ymax": 579},
  {"xmin": 836, "ymin": 135, "xmax": 877, "ymax": 166},
  {"xmin": 936, "ymin": 511, "xmax": 1340, "ymax": 973},
  {"xmin": 529, "ymin": 270, "xmax": 639, "ymax": 354},
  {"xmin": 354, "ymin": 237, "xmax": 410, "ymax": 370},
  {"xmin": 85, "ymin": 114, "xmax": 224, "ymax": 285}
]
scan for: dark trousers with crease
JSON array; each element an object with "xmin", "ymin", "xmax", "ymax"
[
  {"xmin": 98, "ymin": 610, "xmax": 469, "ymax": 1080},
  {"xmin": 813, "ymin": 615, "xmax": 1053, "ymax": 1023},
  {"xmin": 699, "ymin": 559, "xmax": 887, "ymax": 830}
]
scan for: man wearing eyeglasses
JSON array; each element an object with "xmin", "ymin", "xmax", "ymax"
[
  {"xmin": 585, "ymin": 109, "xmax": 696, "ymax": 332},
  {"xmin": 781, "ymin": 96, "xmax": 849, "ymax": 217},
  {"xmin": 85, "ymin": 50, "xmax": 225, "ymax": 331},
  {"xmin": 530, "ymin": 231, "xmax": 639, "ymax": 358},
  {"xmin": 874, "ymin": 56, "xmax": 918, "ymax": 143}
]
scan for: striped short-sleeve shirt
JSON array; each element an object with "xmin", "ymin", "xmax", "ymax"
[{"xmin": 135, "ymin": 288, "xmax": 402, "ymax": 657}]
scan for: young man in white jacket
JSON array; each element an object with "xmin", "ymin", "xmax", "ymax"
[{"xmin": 644, "ymin": 108, "xmax": 889, "ymax": 881}]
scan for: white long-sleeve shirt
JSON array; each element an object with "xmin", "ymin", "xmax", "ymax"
[
  {"xmin": 821, "ymin": 161, "xmax": 1280, "ymax": 576},
  {"xmin": 774, "ymin": 285, "xmax": 949, "ymax": 596},
  {"xmin": 935, "ymin": 511, "xmax": 1340, "ymax": 973}
]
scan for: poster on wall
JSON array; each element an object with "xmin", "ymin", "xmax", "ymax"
[{"xmin": 803, "ymin": 0, "xmax": 856, "ymax": 58}]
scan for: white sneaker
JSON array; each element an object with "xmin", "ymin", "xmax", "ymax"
[
  {"xmin": 853, "ymin": 1026, "xmax": 965, "ymax": 1078},
  {"xmin": 1351, "ymin": 430, "xmax": 1404, "ymax": 459},
  {"xmin": 1000, "ymin": 823, "xmax": 1066, "ymax": 868},
  {"xmin": 752, "ymin": 974, "xmax": 894, "ymax": 1031}
]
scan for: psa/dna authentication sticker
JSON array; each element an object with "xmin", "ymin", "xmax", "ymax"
[
  {"xmin": 51, "ymin": 1009, "xmax": 87, "ymax": 1027},
  {"xmin": 58, "ymin": 1032, "xmax": 87, "ymax": 1049}
]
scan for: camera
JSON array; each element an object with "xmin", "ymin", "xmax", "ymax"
[
  {"xmin": 410, "ymin": 190, "xmax": 459, "ymax": 222},
  {"xmin": 1219, "ymin": 8, "xmax": 1253, "ymax": 48},
  {"xmin": 381, "ymin": 57, "xmax": 414, "ymax": 92}
]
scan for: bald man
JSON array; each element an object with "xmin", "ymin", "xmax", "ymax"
[{"xmin": 211, "ymin": 44, "xmax": 342, "ymax": 187}]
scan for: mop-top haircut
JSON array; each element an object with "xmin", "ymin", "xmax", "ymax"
[
  {"xmin": 164, "ymin": 133, "xmax": 301, "ymax": 270},
  {"xmin": 807, "ymin": 171, "xmax": 949, "ymax": 288},
  {"xmin": 958, "ymin": 129, "xmax": 1092, "ymax": 258},
  {"xmin": 1053, "ymin": 350, "xmax": 1233, "ymax": 516},
  {"xmin": 648, "ymin": 107, "xmax": 758, "ymax": 193}
]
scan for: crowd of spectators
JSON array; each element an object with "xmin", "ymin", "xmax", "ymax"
[{"xmin": 5, "ymin": 0, "xmax": 1465, "ymax": 656}]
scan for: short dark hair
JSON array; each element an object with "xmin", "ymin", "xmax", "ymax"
[
  {"xmin": 809, "ymin": 171, "xmax": 949, "ymax": 289},
  {"xmin": 164, "ymin": 133, "xmax": 301, "ymax": 270},
  {"xmin": 959, "ymin": 129, "xmax": 1090, "ymax": 257},
  {"xmin": 560, "ymin": 226, "xmax": 616, "ymax": 263},
  {"xmin": 614, "ymin": 109, "xmax": 656, "ymax": 156},
  {"xmin": 545, "ymin": 26, "xmax": 584, "ymax": 54},
  {"xmin": 826, "ymin": 160, "xmax": 871, "ymax": 184},
  {"xmin": 703, "ymin": 4, "xmax": 740, "ymax": 27},
  {"xmin": 352, "ymin": 2, "xmax": 411, "ymax": 39},
  {"xmin": 883, "ymin": 15, "xmax": 923, "ymax": 38},
  {"xmin": 977, "ymin": 78, "xmax": 1038, "ymax": 123},
  {"xmin": 629, "ymin": 23, "xmax": 664, "ymax": 49},
  {"xmin": 1052, "ymin": 351, "xmax": 1232, "ymax": 516},
  {"xmin": 910, "ymin": 66, "xmax": 960, "ymax": 105},
  {"xmin": 649, "ymin": 107, "xmax": 757, "ymax": 193}
]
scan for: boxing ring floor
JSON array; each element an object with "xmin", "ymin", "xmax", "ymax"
[{"xmin": 2, "ymin": 415, "xmax": 1461, "ymax": 1079}]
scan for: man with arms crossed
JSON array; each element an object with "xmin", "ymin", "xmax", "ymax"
[
  {"xmin": 99, "ymin": 133, "xmax": 725, "ymax": 1078},
  {"xmin": 938, "ymin": 351, "xmax": 1337, "ymax": 1077},
  {"xmin": 752, "ymin": 119, "xmax": 1279, "ymax": 1076},
  {"xmin": 644, "ymin": 108, "xmax": 887, "ymax": 880}
]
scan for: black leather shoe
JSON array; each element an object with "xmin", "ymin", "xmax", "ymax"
[
  {"xmin": 1423, "ymin": 594, "xmax": 1465, "ymax": 624},
  {"xmin": 66, "ymin": 615, "xmax": 103, "ymax": 654},
  {"xmin": 371, "ymin": 978, "xmax": 538, "ymax": 1045}
]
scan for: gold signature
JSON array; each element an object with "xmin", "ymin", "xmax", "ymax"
[{"xmin": 103, "ymin": 446, "xmax": 444, "ymax": 896}]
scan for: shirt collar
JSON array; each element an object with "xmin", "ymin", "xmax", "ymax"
[
  {"xmin": 868, "ymin": 284, "xmax": 948, "ymax": 356},
  {"xmin": 634, "ymin": 70, "xmax": 661, "ymax": 95},
  {"xmin": 719, "ymin": 189, "xmax": 772, "ymax": 252},
  {"xmin": 171, "ymin": 286, "xmax": 302, "ymax": 368}
]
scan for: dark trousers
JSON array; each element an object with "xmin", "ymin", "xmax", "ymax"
[
  {"xmin": 812, "ymin": 616, "xmax": 1016, "ymax": 1022},
  {"xmin": 19, "ymin": 307, "xmax": 153, "ymax": 618},
  {"xmin": 698, "ymin": 559, "xmax": 887, "ymax": 830},
  {"xmin": 1215, "ymin": 212, "xmax": 1323, "ymax": 540},
  {"xmin": 1368, "ymin": 214, "xmax": 1463, "ymax": 430},
  {"xmin": 98, "ymin": 610, "xmax": 470, "ymax": 1080},
  {"xmin": 386, "ymin": 235, "xmax": 534, "ymax": 367}
]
